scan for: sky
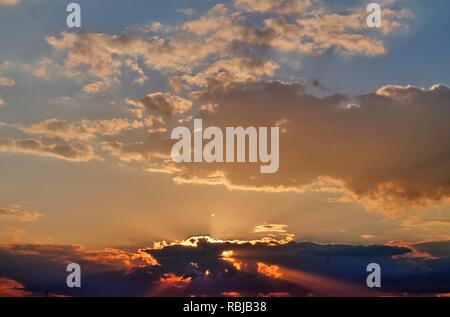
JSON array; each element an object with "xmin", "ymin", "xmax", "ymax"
[{"xmin": 0, "ymin": 0, "xmax": 449, "ymax": 297}]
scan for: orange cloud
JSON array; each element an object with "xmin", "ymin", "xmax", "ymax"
[
  {"xmin": 253, "ymin": 224, "xmax": 289, "ymax": 234},
  {"xmin": 0, "ymin": 206, "xmax": 42, "ymax": 222},
  {"xmin": 235, "ymin": 0, "xmax": 312, "ymax": 15},
  {"xmin": 0, "ymin": 0, "xmax": 20, "ymax": 6},
  {"xmin": 0, "ymin": 234, "xmax": 447, "ymax": 296},
  {"xmin": 0, "ymin": 137, "xmax": 98, "ymax": 162},
  {"xmin": 0, "ymin": 277, "xmax": 32, "ymax": 297},
  {"xmin": 258, "ymin": 292, "xmax": 291, "ymax": 297},
  {"xmin": 82, "ymin": 81, "xmax": 112, "ymax": 94},
  {"xmin": 181, "ymin": 57, "xmax": 278, "ymax": 88},
  {"xmin": 221, "ymin": 250, "xmax": 244, "ymax": 271},
  {"xmin": 16, "ymin": 118, "xmax": 144, "ymax": 141},
  {"xmin": 46, "ymin": 32, "xmax": 221, "ymax": 82},
  {"xmin": 387, "ymin": 240, "xmax": 440, "ymax": 260},
  {"xmin": 159, "ymin": 273, "xmax": 192, "ymax": 288},
  {"xmin": 134, "ymin": 82, "xmax": 450, "ymax": 217},
  {"xmin": 257, "ymin": 262, "xmax": 283, "ymax": 279},
  {"xmin": 222, "ymin": 291, "xmax": 241, "ymax": 297},
  {"xmin": 0, "ymin": 75, "xmax": 15, "ymax": 87},
  {"xmin": 44, "ymin": 1, "xmax": 410, "ymax": 89},
  {"xmin": 277, "ymin": 266, "xmax": 371, "ymax": 296},
  {"xmin": 0, "ymin": 244, "xmax": 159, "ymax": 271},
  {"xmin": 127, "ymin": 92, "xmax": 193, "ymax": 119}
]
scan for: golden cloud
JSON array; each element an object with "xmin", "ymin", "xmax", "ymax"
[
  {"xmin": 0, "ymin": 277, "xmax": 32, "ymax": 297},
  {"xmin": 0, "ymin": 75, "xmax": 15, "ymax": 87},
  {"xmin": 45, "ymin": 1, "xmax": 410, "ymax": 87},
  {"xmin": 0, "ymin": 0, "xmax": 20, "ymax": 6},
  {"xmin": 127, "ymin": 92, "xmax": 193, "ymax": 119},
  {"xmin": 0, "ymin": 137, "xmax": 98, "ymax": 162},
  {"xmin": 235, "ymin": 0, "xmax": 312, "ymax": 15},
  {"xmin": 113, "ymin": 82, "xmax": 450, "ymax": 216},
  {"xmin": 0, "ymin": 206, "xmax": 42, "ymax": 222},
  {"xmin": 16, "ymin": 118, "xmax": 144, "ymax": 141}
]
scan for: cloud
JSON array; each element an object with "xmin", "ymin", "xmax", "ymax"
[
  {"xmin": 82, "ymin": 81, "xmax": 112, "ymax": 94},
  {"xmin": 0, "ymin": 243, "xmax": 160, "ymax": 297},
  {"xmin": 181, "ymin": 58, "xmax": 278, "ymax": 88},
  {"xmin": 208, "ymin": 83, "xmax": 449, "ymax": 213},
  {"xmin": 101, "ymin": 128, "xmax": 174, "ymax": 163},
  {"xmin": 45, "ymin": 1, "xmax": 410, "ymax": 87},
  {"xmin": 0, "ymin": 243, "xmax": 160, "ymax": 296},
  {"xmin": 46, "ymin": 32, "xmax": 221, "ymax": 82},
  {"xmin": 213, "ymin": 3, "xmax": 409, "ymax": 57},
  {"xmin": 388, "ymin": 239, "xmax": 450, "ymax": 260},
  {"xmin": 257, "ymin": 262, "xmax": 282, "ymax": 279},
  {"xmin": 183, "ymin": 4, "xmax": 232, "ymax": 35},
  {"xmin": 143, "ymin": 236, "xmax": 449, "ymax": 296},
  {"xmin": 15, "ymin": 118, "xmax": 144, "ymax": 141},
  {"xmin": 126, "ymin": 93, "xmax": 193, "ymax": 119},
  {"xmin": 243, "ymin": 6, "xmax": 410, "ymax": 56},
  {"xmin": 102, "ymin": 139, "xmax": 171, "ymax": 163},
  {"xmin": 159, "ymin": 273, "xmax": 192, "ymax": 288},
  {"xmin": 0, "ymin": 137, "xmax": 98, "ymax": 162},
  {"xmin": 117, "ymin": 82, "xmax": 450, "ymax": 216},
  {"xmin": 402, "ymin": 218, "xmax": 450, "ymax": 229},
  {"xmin": 0, "ymin": 75, "xmax": 15, "ymax": 87},
  {"xmin": 178, "ymin": 8, "xmax": 196, "ymax": 16},
  {"xmin": 253, "ymin": 224, "xmax": 289, "ymax": 234},
  {"xmin": 0, "ymin": 206, "xmax": 42, "ymax": 222},
  {"xmin": 294, "ymin": 11, "xmax": 387, "ymax": 56},
  {"xmin": 0, "ymin": 97, "xmax": 5, "ymax": 107},
  {"xmin": 0, "ymin": 233, "xmax": 448, "ymax": 296},
  {"xmin": 2, "ymin": 227, "xmax": 27, "ymax": 244},
  {"xmin": 409, "ymin": 240, "xmax": 450, "ymax": 259},
  {"xmin": 235, "ymin": 0, "xmax": 312, "ymax": 15}
]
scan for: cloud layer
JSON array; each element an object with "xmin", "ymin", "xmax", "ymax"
[
  {"xmin": 103, "ymin": 82, "xmax": 450, "ymax": 216},
  {"xmin": 0, "ymin": 206, "xmax": 42, "ymax": 222},
  {"xmin": 0, "ymin": 234, "xmax": 449, "ymax": 297},
  {"xmin": 0, "ymin": 138, "xmax": 97, "ymax": 162}
]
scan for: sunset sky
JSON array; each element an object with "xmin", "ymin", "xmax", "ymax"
[{"xmin": 0, "ymin": 0, "xmax": 449, "ymax": 297}]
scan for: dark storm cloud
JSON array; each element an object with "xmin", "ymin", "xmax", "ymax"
[{"xmin": 0, "ymin": 238, "xmax": 449, "ymax": 297}]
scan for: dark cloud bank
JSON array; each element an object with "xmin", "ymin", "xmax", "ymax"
[{"xmin": 0, "ymin": 238, "xmax": 449, "ymax": 297}]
